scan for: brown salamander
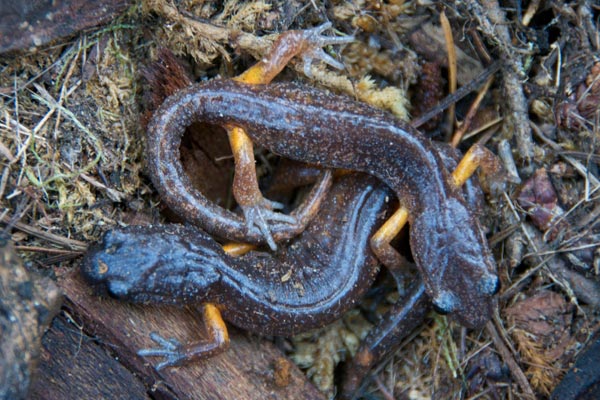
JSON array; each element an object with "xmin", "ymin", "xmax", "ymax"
[
  {"xmin": 146, "ymin": 24, "xmax": 352, "ymax": 250},
  {"xmin": 83, "ymin": 154, "xmax": 485, "ymax": 399},
  {"xmin": 81, "ymin": 175, "xmax": 407, "ymax": 358},
  {"xmin": 147, "ymin": 77, "xmax": 499, "ymax": 328},
  {"xmin": 83, "ymin": 23, "xmax": 502, "ymax": 397}
]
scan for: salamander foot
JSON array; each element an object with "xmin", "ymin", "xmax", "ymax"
[
  {"xmin": 299, "ymin": 22, "xmax": 355, "ymax": 77},
  {"xmin": 139, "ymin": 332, "xmax": 186, "ymax": 370},
  {"xmin": 139, "ymin": 304, "xmax": 230, "ymax": 370},
  {"xmin": 241, "ymin": 199, "xmax": 296, "ymax": 250}
]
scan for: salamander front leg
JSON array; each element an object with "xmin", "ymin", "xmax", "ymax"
[
  {"xmin": 139, "ymin": 303, "xmax": 229, "ymax": 369},
  {"xmin": 370, "ymin": 143, "xmax": 503, "ymax": 320},
  {"xmin": 452, "ymin": 143, "xmax": 506, "ymax": 190}
]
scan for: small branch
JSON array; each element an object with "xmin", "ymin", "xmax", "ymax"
[
  {"xmin": 451, "ymin": 75, "xmax": 494, "ymax": 147},
  {"xmin": 463, "ymin": 0, "xmax": 534, "ymax": 162},
  {"xmin": 1, "ymin": 214, "xmax": 87, "ymax": 251},
  {"xmin": 440, "ymin": 11, "xmax": 457, "ymax": 141},
  {"xmin": 486, "ymin": 319, "xmax": 536, "ymax": 399}
]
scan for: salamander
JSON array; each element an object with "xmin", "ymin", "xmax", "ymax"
[
  {"xmin": 147, "ymin": 78, "xmax": 499, "ymax": 329},
  {"xmin": 83, "ymin": 22, "xmax": 502, "ymax": 397},
  {"xmin": 146, "ymin": 24, "xmax": 353, "ymax": 250},
  {"xmin": 83, "ymin": 155, "xmax": 486, "ymax": 399},
  {"xmin": 81, "ymin": 175, "xmax": 406, "ymax": 355}
]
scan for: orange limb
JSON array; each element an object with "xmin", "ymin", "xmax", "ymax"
[
  {"xmin": 369, "ymin": 143, "xmax": 499, "ymax": 271},
  {"xmin": 222, "ymin": 242, "xmax": 256, "ymax": 257},
  {"xmin": 452, "ymin": 143, "xmax": 502, "ymax": 187},
  {"xmin": 225, "ymin": 24, "xmax": 353, "ymax": 249},
  {"xmin": 139, "ymin": 303, "xmax": 230, "ymax": 369}
]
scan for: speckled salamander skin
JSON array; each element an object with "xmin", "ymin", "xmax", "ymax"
[
  {"xmin": 145, "ymin": 118, "xmax": 332, "ymax": 246},
  {"xmin": 147, "ymin": 78, "xmax": 498, "ymax": 328},
  {"xmin": 82, "ymin": 175, "xmax": 390, "ymax": 336}
]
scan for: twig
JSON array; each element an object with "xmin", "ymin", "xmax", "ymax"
[
  {"xmin": 520, "ymin": 224, "xmax": 600, "ymax": 307},
  {"xmin": 0, "ymin": 140, "xmax": 15, "ymax": 162},
  {"xmin": 412, "ymin": 62, "xmax": 501, "ymax": 129},
  {"xmin": 501, "ymin": 190, "xmax": 600, "ymax": 307},
  {"xmin": 486, "ymin": 319, "xmax": 536, "ymax": 399},
  {"xmin": 463, "ymin": 0, "xmax": 534, "ymax": 161},
  {"xmin": 451, "ymin": 75, "xmax": 494, "ymax": 147},
  {"xmin": 530, "ymin": 121, "xmax": 600, "ymax": 188},
  {"xmin": 78, "ymin": 173, "xmax": 125, "ymax": 202},
  {"xmin": 374, "ymin": 375, "xmax": 395, "ymax": 400},
  {"xmin": 577, "ymin": 2, "xmax": 599, "ymax": 51},
  {"xmin": 14, "ymin": 245, "xmax": 83, "ymax": 255},
  {"xmin": 0, "ymin": 214, "xmax": 87, "ymax": 251},
  {"xmin": 496, "ymin": 139, "xmax": 522, "ymax": 184}
]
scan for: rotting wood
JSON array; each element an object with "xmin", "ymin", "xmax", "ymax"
[
  {"xmin": 29, "ymin": 316, "xmax": 152, "ymax": 400},
  {"xmin": 54, "ymin": 269, "xmax": 325, "ymax": 400},
  {"xmin": 0, "ymin": 0, "xmax": 132, "ymax": 54},
  {"xmin": 0, "ymin": 238, "xmax": 62, "ymax": 399}
]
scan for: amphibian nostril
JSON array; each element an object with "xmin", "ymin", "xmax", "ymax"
[{"xmin": 108, "ymin": 280, "xmax": 130, "ymax": 298}]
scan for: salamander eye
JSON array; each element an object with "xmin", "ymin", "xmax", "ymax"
[
  {"xmin": 97, "ymin": 260, "xmax": 109, "ymax": 275},
  {"xmin": 432, "ymin": 302, "xmax": 450, "ymax": 315},
  {"xmin": 480, "ymin": 274, "xmax": 500, "ymax": 296},
  {"xmin": 431, "ymin": 291, "xmax": 457, "ymax": 315},
  {"xmin": 490, "ymin": 277, "xmax": 501, "ymax": 295}
]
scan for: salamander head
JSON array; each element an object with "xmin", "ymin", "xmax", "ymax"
[
  {"xmin": 81, "ymin": 225, "xmax": 222, "ymax": 304},
  {"xmin": 410, "ymin": 198, "xmax": 499, "ymax": 329}
]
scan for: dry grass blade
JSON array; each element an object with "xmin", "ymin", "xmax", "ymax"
[
  {"xmin": 440, "ymin": 10, "xmax": 457, "ymax": 141},
  {"xmin": 0, "ymin": 215, "xmax": 87, "ymax": 252}
]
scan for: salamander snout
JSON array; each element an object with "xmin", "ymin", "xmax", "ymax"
[
  {"xmin": 80, "ymin": 231, "xmax": 142, "ymax": 299},
  {"xmin": 410, "ymin": 199, "xmax": 499, "ymax": 329},
  {"xmin": 425, "ymin": 254, "xmax": 499, "ymax": 329},
  {"xmin": 80, "ymin": 251, "xmax": 110, "ymax": 290},
  {"xmin": 430, "ymin": 271, "xmax": 499, "ymax": 329}
]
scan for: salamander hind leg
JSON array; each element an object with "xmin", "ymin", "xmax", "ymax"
[
  {"xmin": 295, "ymin": 22, "xmax": 355, "ymax": 77},
  {"xmin": 235, "ymin": 22, "xmax": 354, "ymax": 85},
  {"xmin": 369, "ymin": 207, "xmax": 412, "ymax": 285},
  {"xmin": 138, "ymin": 303, "xmax": 229, "ymax": 369},
  {"xmin": 341, "ymin": 283, "xmax": 430, "ymax": 399},
  {"xmin": 226, "ymin": 23, "xmax": 353, "ymax": 249}
]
